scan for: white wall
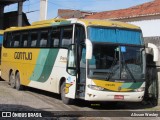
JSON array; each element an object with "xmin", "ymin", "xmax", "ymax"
[{"xmin": 128, "ymin": 19, "xmax": 160, "ymax": 37}]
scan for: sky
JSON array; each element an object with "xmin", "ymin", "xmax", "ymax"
[{"xmin": 4, "ymin": 0, "xmax": 152, "ymax": 23}]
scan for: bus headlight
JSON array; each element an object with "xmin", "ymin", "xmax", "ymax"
[
  {"xmin": 134, "ymin": 87, "xmax": 145, "ymax": 92},
  {"xmin": 88, "ymin": 85, "xmax": 104, "ymax": 91}
]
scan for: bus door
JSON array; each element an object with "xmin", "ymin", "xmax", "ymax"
[
  {"xmin": 66, "ymin": 24, "xmax": 86, "ymax": 99},
  {"xmin": 66, "ymin": 44, "xmax": 77, "ymax": 99},
  {"xmin": 75, "ymin": 25, "xmax": 86, "ymax": 98}
]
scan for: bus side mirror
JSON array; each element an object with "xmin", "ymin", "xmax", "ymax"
[
  {"xmin": 85, "ymin": 39, "xmax": 92, "ymax": 59},
  {"xmin": 66, "ymin": 44, "xmax": 77, "ymax": 76},
  {"xmin": 146, "ymin": 43, "xmax": 159, "ymax": 62}
]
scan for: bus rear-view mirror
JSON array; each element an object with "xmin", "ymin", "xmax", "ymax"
[{"xmin": 85, "ymin": 39, "xmax": 92, "ymax": 59}]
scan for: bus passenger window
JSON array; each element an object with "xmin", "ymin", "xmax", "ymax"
[
  {"xmin": 40, "ymin": 30, "xmax": 48, "ymax": 47},
  {"xmin": 54, "ymin": 39, "xmax": 59, "ymax": 47},
  {"xmin": 40, "ymin": 39, "xmax": 47, "ymax": 47},
  {"xmin": 21, "ymin": 33, "xmax": 28, "ymax": 47},
  {"xmin": 62, "ymin": 39, "xmax": 72, "ymax": 48},
  {"xmin": 75, "ymin": 25, "xmax": 85, "ymax": 43},
  {"xmin": 30, "ymin": 32, "xmax": 38, "ymax": 47},
  {"xmin": 4, "ymin": 33, "xmax": 12, "ymax": 47},
  {"xmin": 13, "ymin": 41, "xmax": 19, "ymax": 47},
  {"xmin": 51, "ymin": 28, "xmax": 60, "ymax": 47},
  {"xmin": 13, "ymin": 33, "xmax": 20, "ymax": 47},
  {"xmin": 61, "ymin": 27, "xmax": 72, "ymax": 48},
  {"xmin": 23, "ymin": 40, "xmax": 27, "ymax": 47},
  {"xmin": 31, "ymin": 40, "xmax": 37, "ymax": 47}
]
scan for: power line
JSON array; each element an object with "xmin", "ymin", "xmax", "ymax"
[
  {"xmin": 26, "ymin": 10, "xmax": 39, "ymax": 14},
  {"xmin": 24, "ymin": 0, "xmax": 40, "ymax": 15},
  {"xmin": 48, "ymin": 0, "xmax": 96, "ymax": 13},
  {"xmin": 48, "ymin": 1, "xmax": 75, "ymax": 10},
  {"xmin": 23, "ymin": 0, "xmax": 40, "ymax": 7}
]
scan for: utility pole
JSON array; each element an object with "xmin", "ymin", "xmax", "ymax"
[
  {"xmin": 18, "ymin": 1, "xmax": 23, "ymax": 27},
  {"xmin": 40, "ymin": 0, "xmax": 48, "ymax": 21},
  {"xmin": 0, "ymin": 5, "xmax": 4, "ymax": 29}
]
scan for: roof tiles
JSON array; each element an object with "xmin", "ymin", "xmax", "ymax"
[{"xmin": 85, "ymin": 0, "xmax": 160, "ymax": 19}]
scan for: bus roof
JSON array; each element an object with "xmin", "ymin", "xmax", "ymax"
[
  {"xmin": 5, "ymin": 18, "xmax": 140, "ymax": 32},
  {"xmin": 5, "ymin": 19, "xmax": 67, "ymax": 32},
  {"xmin": 0, "ymin": 30, "xmax": 4, "ymax": 35},
  {"xmin": 79, "ymin": 19, "xmax": 140, "ymax": 29}
]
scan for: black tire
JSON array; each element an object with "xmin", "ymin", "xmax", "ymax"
[
  {"xmin": 9, "ymin": 71, "xmax": 16, "ymax": 88},
  {"xmin": 145, "ymin": 67, "xmax": 159, "ymax": 106},
  {"xmin": 150, "ymin": 72, "xmax": 158, "ymax": 106},
  {"xmin": 61, "ymin": 82, "xmax": 73, "ymax": 105},
  {"xmin": 15, "ymin": 72, "xmax": 23, "ymax": 90}
]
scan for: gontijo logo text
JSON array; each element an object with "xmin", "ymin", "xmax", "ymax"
[{"xmin": 14, "ymin": 52, "xmax": 32, "ymax": 60}]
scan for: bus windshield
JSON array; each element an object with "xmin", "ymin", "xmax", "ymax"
[
  {"xmin": 87, "ymin": 27, "xmax": 145, "ymax": 82},
  {"xmin": 88, "ymin": 44, "xmax": 145, "ymax": 81}
]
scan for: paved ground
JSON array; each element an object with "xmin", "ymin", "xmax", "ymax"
[{"xmin": 0, "ymin": 80, "xmax": 160, "ymax": 120}]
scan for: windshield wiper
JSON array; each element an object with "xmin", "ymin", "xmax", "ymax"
[
  {"xmin": 105, "ymin": 57, "xmax": 118, "ymax": 80},
  {"xmin": 124, "ymin": 63, "xmax": 136, "ymax": 83},
  {"xmin": 121, "ymin": 53, "xmax": 136, "ymax": 83}
]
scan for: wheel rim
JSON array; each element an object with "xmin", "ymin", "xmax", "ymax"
[
  {"xmin": 16, "ymin": 74, "xmax": 20, "ymax": 89},
  {"xmin": 61, "ymin": 83, "xmax": 72, "ymax": 104},
  {"xmin": 61, "ymin": 84, "xmax": 65, "ymax": 100},
  {"xmin": 10, "ymin": 74, "xmax": 15, "ymax": 88}
]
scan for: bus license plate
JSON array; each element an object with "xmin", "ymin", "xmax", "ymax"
[{"xmin": 114, "ymin": 95, "xmax": 124, "ymax": 100}]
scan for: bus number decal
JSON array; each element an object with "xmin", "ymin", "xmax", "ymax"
[
  {"xmin": 14, "ymin": 52, "xmax": 32, "ymax": 60},
  {"xmin": 3, "ymin": 53, "xmax": 7, "ymax": 57}
]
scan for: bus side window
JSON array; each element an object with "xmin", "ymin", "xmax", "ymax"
[
  {"xmin": 30, "ymin": 31, "xmax": 38, "ymax": 47},
  {"xmin": 54, "ymin": 39, "xmax": 59, "ymax": 47},
  {"xmin": 61, "ymin": 26, "xmax": 73, "ymax": 48},
  {"xmin": 4, "ymin": 32, "xmax": 12, "ymax": 47},
  {"xmin": 21, "ymin": 32, "xmax": 28, "ymax": 47},
  {"xmin": 51, "ymin": 28, "xmax": 60, "ymax": 48},
  {"xmin": 75, "ymin": 25, "xmax": 86, "ymax": 84},
  {"xmin": 74, "ymin": 25, "xmax": 85, "ymax": 44},
  {"xmin": 40, "ymin": 29, "xmax": 48, "ymax": 47},
  {"xmin": 75, "ymin": 25, "xmax": 86, "ymax": 64},
  {"xmin": 12, "ymin": 33, "xmax": 20, "ymax": 48},
  {"xmin": 40, "ymin": 38, "xmax": 47, "ymax": 47}
]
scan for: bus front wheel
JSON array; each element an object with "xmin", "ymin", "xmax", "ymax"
[
  {"xmin": 15, "ymin": 72, "xmax": 23, "ymax": 90},
  {"xmin": 61, "ymin": 82, "xmax": 73, "ymax": 105},
  {"xmin": 9, "ymin": 71, "xmax": 15, "ymax": 88}
]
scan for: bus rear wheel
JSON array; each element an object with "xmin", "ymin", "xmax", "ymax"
[
  {"xmin": 9, "ymin": 71, "xmax": 15, "ymax": 88},
  {"xmin": 15, "ymin": 72, "xmax": 23, "ymax": 90},
  {"xmin": 61, "ymin": 82, "xmax": 73, "ymax": 105}
]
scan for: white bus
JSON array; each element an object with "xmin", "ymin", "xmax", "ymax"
[{"xmin": 1, "ymin": 19, "xmax": 146, "ymax": 104}]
